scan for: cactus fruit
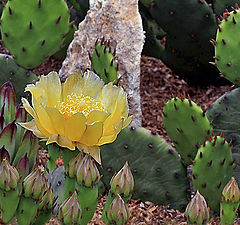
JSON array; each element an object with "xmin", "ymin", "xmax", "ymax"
[
  {"xmin": 206, "ymin": 88, "xmax": 240, "ymax": 185},
  {"xmin": 16, "ymin": 168, "xmax": 48, "ymax": 225},
  {"xmin": 162, "ymin": 97, "xmax": 212, "ymax": 166},
  {"xmin": 0, "ymin": 82, "xmax": 38, "ymax": 178},
  {"xmin": 192, "ymin": 134, "xmax": 234, "ymax": 212},
  {"xmin": 214, "ymin": 6, "xmax": 240, "ymax": 86},
  {"xmin": 58, "ymin": 191, "xmax": 82, "ymax": 225},
  {"xmin": 0, "ymin": 159, "xmax": 21, "ymax": 223},
  {"xmin": 100, "ymin": 126, "xmax": 189, "ymax": 211},
  {"xmin": 90, "ymin": 39, "xmax": 118, "ymax": 84},
  {"xmin": 75, "ymin": 154, "xmax": 100, "ymax": 225},
  {"xmin": 220, "ymin": 177, "xmax": 240, "ymax": 225},
  {"xmin": 185, "ymin": 190, "xmax": 210, "ymax": 225},
  {"xmin": 102, "ymin": 162, "xmax": 134, "ymax": 223},
  {"xmin": 105, "ymin": 194, "xmax": 131, "ymax": 225},
  {"xmin": 0, "ymin": 54, "xmax": 37, "ymax": 102},
  {"xmin": 1, "ymin": 0, "xmax": 70, "ymax": 69}
]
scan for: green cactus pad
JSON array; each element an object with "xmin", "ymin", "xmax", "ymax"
[
  {"xmin": 1, "ymin": 0, "xmax": 70, "ymax": 69},
  {"xmin": 0, "ymin": 54, "xmax": 37, "ymax": 102},
  {"xmin": 162, "ymin": 97, "xmax": 212, "ymax": 166},
  {"xmin": 215, "ymin": 8, "xmax": 240, "ymax": 86},
  {"xmin": 206, "ymin": 88, "xmax": 240, "ymax": 185},
  {"xmin": 213, "ymin": 0, "xmax": 240, "ymax": 16},
  {"xmin": 192, "ymin": 135, "xmax": 234, "ymax": 212},
  {"xmin": 90, "ymin": 39, "xmax": 118, "ymax": 84},
  {"xmin": 100, "ymin": 126, "xmax": 189, "ymax": 211}
]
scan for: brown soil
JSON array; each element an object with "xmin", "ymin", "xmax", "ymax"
[{"xmin": 1, "ymin": 41, "xmax": 238, "ymax": 224}]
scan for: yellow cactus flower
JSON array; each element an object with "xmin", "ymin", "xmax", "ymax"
[{"xmin": 20, "ymin": 71, "xmax": 131, "ymax": 163}]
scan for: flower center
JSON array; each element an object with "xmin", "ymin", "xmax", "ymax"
[{"xmin": 56, "ymin": 93, "xmax": 105, "ymax": 119}]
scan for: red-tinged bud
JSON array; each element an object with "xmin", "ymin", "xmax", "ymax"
[
  {"xmin": 39, "ymin": 185, "xmax": 53, "ymax": 210},
  {"xmin": 110, "ymin": 162, "xmax": 134, "ymax": 197},
  {"xmin": 185, "ymin": 190, "xmax": 210, "ymax": 225},
  {"xmin": 55, "ymin": 156, "xmax": 64, "ymax": 167},
  {"xmin": 222, "ymin": 177, "xmax": 240, "ymax": 203},
  {"xmin": 0, "ymin": 82, "xmax": 16, "ymax": 125},
  {"xmin": 58, "ymin": 192, "xmax": 82, "ymax": 225},
  {"xmin": 76, "ymin": 154, "xmax": 100, "ymax": 187},
  {"xmin": 106, "ymin": 194, "xmax": 131, "ymax": 225},
  {"xmin": 0, "ymin": 158, "xmax": 19, "ymax": 191},
  {"xmin": 66, "ymin": 152, "xmax": 84, "ymax": 178},
  {"xmin": 15, "ymin": 104, "xmax": 28, "ymax": 123},
  {"xmin": 23, "ymin": 168, "xmax": 47, "ymax": 199},
  {"xmin": 16, "ymin": 153, "xmax": 29, "ymax": 178},
  {"xmin": 0, "ymin": 146, "xmax": 10, "ymax": 163}
]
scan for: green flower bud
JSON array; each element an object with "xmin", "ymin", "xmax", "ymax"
[
  {"xmin": 110, "ymin": 162, "xmax": 134, "ymax": 197},
  {"xmin": 23, "ymin": 168, "xmax": 47, "ymax": 199},
  {"xmin": 58, "ymin": 192, "xmax": 82, "ymax": 225},
  {"xmin": 76, "ymin": 154, "xmax": 100, "ymax": 187},
  {"xmin": 222, "ymin": 177, "xmax": 240, "ymax": 203},
  {"xmin": 66, "ymin": 151, "xmax": 84, "ymax": 178},
  {"xmin": 39, "ymin": 185, "xmax": 53, "ymax": 210},
  {"xmin": 106, "ymin": 194, "xmax": 131, "ymax": 225},
  {"xmin": 0, "ymin": 158, "xmax": 19, "ymax": 191},
  {"xmin": 185, "ymin": 190, "xmax": 210, "ymax": 225}
]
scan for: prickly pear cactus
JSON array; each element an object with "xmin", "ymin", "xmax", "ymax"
[
  {"xmin": 192, "ymin": 135, "xmax": 234, "ymax": 212},
  {"xmin": 214, "ymin": 6, "xmax": 240, "ymax": 86},
  {"xmin": 90, "ymin": 39, "xmax": 118, "ymax": 84},
  {"xmin": 1, "ymin": 0, "xmax": 70, "ymax": 69},
  {"xmin": 213, "ymin": 0, "xmax": 240, "ymax": 16},
  {"xmin": 206, "ymin": 88, "xmax": 240, "ymax": 185},
  {"xmin": 100, "ymin": 126, "xmax": 189, "ymax": 211},
  {"xmin": 0, "ymin": 54, "xmax": 37, "ymax": 102},
  {"xmin": 162, "ymin": 97, "xmax": 212, "ymax": 166}
]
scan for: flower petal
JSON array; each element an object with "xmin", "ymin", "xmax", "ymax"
[
  {"xmin": 65, "ymin": 112, "xmax": 87, "ymax": 141},
  {"xmin": 26, "ymin": 71, "xmax": 62, "ymax": 108},
  {"xmin": 21, "ymin": 98, "xmax": 36, "ymax": 118},
  {"xmin": 122, "ymin": 116, "xmax": 132, "ymax": 129},
  {"xmin": 46, "ymin": 134, "xmax": 75, "ymax": 150},
  {"xmin": 18, "ymin": 120, "xmax": 46, "ymax": 138},
  {"xmin": 87, "ymin": 110, "xmax": 110, "ymax": 125},
  {"xmin": 62, "ymin": 72, "xmax": 105, "ymax": 99},
  {"xmin": 78, "ymin": 145, "xmax": 101, "ymax": 165},
  {"xmin": 45, "ymin": 108, "xmax": 66, "ymax": 136},
  {"xmin": 80, "ymin": 121, "xmax": 103, "ymax": 146}
]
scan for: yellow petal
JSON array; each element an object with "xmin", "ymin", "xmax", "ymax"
[
  {"xmin": 18, "ymin": 120, "xmax": 46, "ymax": 138},
  {"xmin": 45, "ymin": 108, "xmax": 66, "ymax": 136},
  {"xmin": 62, "ymin": 72, "xmax": 105, "ymax": 99},
  {"xmin": 87, "ymin": 110, "xmax": 110, "ymax": 125},
  {"xmin": 21, "ymin": 98, "xmax": 36, "ymax": 118},
  {"xmin": 65, "ymin": 112, "xmax": 87, "ymax": 141},
  {"xmin": 26, "ymin": 71, "xmax": 62, "ymax": 108},
  {"xmin": 46, "ymin": 134, "xmax": 75, "ymax": 150},
  {"xmin": 122, "ymin": 116, "xmax": 132, "ymax": 129},
  {"xmin": 80, "ymin": 122, "xmax": 103, "ymax": 146},
  {"xmin": 34, "ymin": 97, "xmax": 56, "ymax": 134},
  {"xmin": 78, "ymin": 145, "xmax": 101, "ymax": 165},
  {"xmin": 98, "ymin": 119, "xmax": 123, "ymax": 145}
]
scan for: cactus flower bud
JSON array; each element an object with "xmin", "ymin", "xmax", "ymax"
[
  {"xmin": 39, "ymin": 185, "xmax": 53, "ymax": 210},
  {"xmin": 106, "ymin": 194, "xmax": 131, "ymax": 225},
  {"xmin": 23, "ymin": 168, "xmax": 47, "ymax": 199},
  {"xmin": 110, "ymin": 162, "xmax": 134, "ymax": 197},
  {"xmin": 58, "ymin": 192, "xmax": 82, "ymax": 225},
  {"xmin": 222, "ymin": 177, "xmax": 240, "ymax": 203},
  {"xmin": 66, "ymin": 151, "xmax": 84, "ymax": 178},
  {"xmin": 0, "ymin": 158, "xmax": 19, "ymax": 191},
  {"xmin": 220, "ymin": 177, "xmax": 240, "ymax": 225},
  {"xmin": 0, "ymin": 146, "xmax": 10, "ymax": 163},
  {"xmin": 16, "ymin": 153, "xmax": 29, "ymax": 179},
  {"xmin": 76, "ymin": 154, "xmax": 100, "ymax": 187},
  {"xmin": 185, "ymin": 190, "xmax": 210, "ymax": 225}
]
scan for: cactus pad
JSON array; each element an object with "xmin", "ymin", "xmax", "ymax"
[
  {"xmin": 100, "ymin": 126, "xmax": 189, "ymax": 211},
  {"xmin": 162, "ymin": 97, "xmax": 212, "ymax": 166},
  {"xmin": 215, "ymin": 7, "xmax": 240, "ymax": 86},
  {"xmin": 206, "ymin": 88, "xmax": 240, "ymax": 185},
  {"xmin": 1, "ymin": 0, "xmax": 70, "ymax": 69},
  {"xmin": 192, "ymin": 135, "xmax": 234, "ymax": 212}
]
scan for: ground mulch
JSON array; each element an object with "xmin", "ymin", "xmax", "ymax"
[{"xmin": 1, "ymin": 39, "xmax": 238, "ymax": 224}]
